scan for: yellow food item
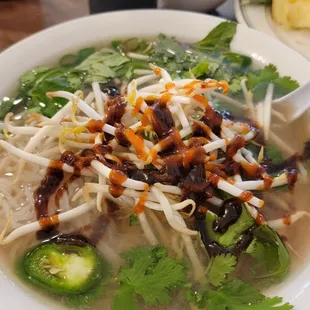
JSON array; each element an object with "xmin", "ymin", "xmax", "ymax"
[{"xmin": 272, "ymin": 0, "xmax": 310, "ymax": 28}]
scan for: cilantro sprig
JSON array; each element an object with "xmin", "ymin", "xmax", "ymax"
[
  {"xmin": 112, "ymin": 245, "xmax": 293, "ymax": 310},
  {"xmin": 112, "ymin": 246, "xmax": 187, "ymax": 310},
  {"xmin": 203, "ymin": 202, "xmax": 291, "ymax": 284},
  {"xmin": 191, "ymin": 279, "xmax": 293, "ymax": 310},
  {"xmin": 247, "ymin": 64, "xmax": 299, "ymax": 102},
  {"xmin": 187, "ymin": 254, "xmax": 293, "ymax": 310},
  {"xmin": 206, "ymin": 254, "xmax": 237, "ymax": 287}
]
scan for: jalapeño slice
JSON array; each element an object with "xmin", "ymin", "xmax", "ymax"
[{"xmin": 21, "ymin": 235, "xmax": 105, "ymax": 295}]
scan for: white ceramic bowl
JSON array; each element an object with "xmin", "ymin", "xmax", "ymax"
[
  {"xmin": 0, "ymin": 9, "xmax": 310, "ymax": 310},
  {"xmin": 234, "ymin": 0, "xmax": 310, "ymax": 60}
]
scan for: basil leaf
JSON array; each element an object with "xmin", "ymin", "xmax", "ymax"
[{"xmin": 195, "ymin": 22, "xmax": 237, "ymax": 51}]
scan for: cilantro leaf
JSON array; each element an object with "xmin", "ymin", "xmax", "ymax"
[
  {"xmin": 247, "ymin": 64, "xmax": 299, "ymax": 102},
  {"xmin": 150, "ymin": 34, "xmax": 197, "ymax": 78},
  {"xmin": 112, "ymin": 284, "xmax": 138, "ymax": 310},
  {"xmin": 121, "ymin": 245, "xmax": 167, "ymax": 265},
  {"xmin": 213, "ymin": 63, "xmax": 235, "ymax": 82},
  {"xmin": 115, "ymin": 59, "xmax": 150, "ymax": 81},
  {"xmin": 151, "ymin": 34, "xmax": 186, "ymax": 62},
  {"xmin": 229, "ymin": 78, "xmax": 243, "ymax": 94},
  {"xmin": 245, "ymin": 226, "xmax": 290, "ymax": 285},
  {"xmin": 274, "ymin": 76, "xmax": 300, "ymax": 93},
  {"xmin": 135, "ymin": 257, "xmax": 186, "ymax": 305},
  {"xmin": 207, "ymin": 254, "xmax": 237, "ymax": 287},
  {"xmin": 59, "ymin": 47, "xmax": 96, "ymax": 67},
  {"xmin": 8, "ymin": 46, "xmax": 133, "ymax": 119},
  {"xmin": 129, "ymin": 214, "xmax": 139, "ymax": 226},
  {"xmin": 0, "ymin": 99, "xmax": 14, "ymax": 119},
  {"xmin": 209, "ymin": 279, "xmax": 293, "ymax": 310},
  {"xmin": 186, "ymin": 287, "xmax": 210, "ymax": 309},
  {"xmin": 265, "ymin": 144, "xmax": 284, "ymax": 165},
  {"xmin": 252, "ymin": 80, "xmax": 298, "ymax": 102},
  {"xmin": 28, "ymin": 73, "xmax": 78, "ymax": 117},
  {"xmin": 188, "ymin": 279, "xmax": 293, "ymax": 310},
  {"xmin": 202, "ymin": 204, "xmax": 290, "ymax": 286},
  {"xmin": 247, "ymin": 64, "xmax": 279, "ymax": 90},
  {"xmin": 20, "ymin": 66, "xmax": 52, "ymax": 86},
  {"xmin": 212, "ymin": 53, "xmax": 250, "ymax": 93},
  {"xmin": 223, "ymin": 53, "xmax": 252, "ymax": 68},
  {"xmin": 191, "ymin": 60, "xmax": 209, "ymax": 78},
  {"xmin": 18, "ymin": 68, "xmax": 81, "ymax": 117},
  {"xmin": 119, "ymin": 38, "xmax": 149, "ymax": 53},
  {"xmin": 113, "ymin": 246, "xmax": 187, "ymax": 310},
  {"xmin": 246, "ymin": 237, "xmax": 277, "ymax": 274},
  {"xmin": 74, "ymin": 48, "xmax": 130, "ymax": 83},
  {"xmin": 220, "ymin": 279, "xmax": 264, "ymax": 304},
  {"xmin": 195, "ymin": 22, "xmax": 237, "ymax": 51}
]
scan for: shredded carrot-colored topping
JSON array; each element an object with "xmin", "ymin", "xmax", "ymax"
[
  {"xmin": 227, "ymin": 179, "xmax": 236, "ymax": 185},
  {"xmin": 209, "ymin": 151, "xmax": 218, "ymax": 161},
  {"xmin": 149, "ymin": 148, "xmax": 159, "ymax": 164},
  {"xmin": 153, "ymin": 67, "xmax": 161, "ymax": 75},
  {"xmin": 192, "ymin": 94, "xmax": 210, "ymax": 108},
  {"xmin": 186, "ymin": 88, "xmax": 196, "ymax": 96},
  {"xmin": 144, "ymin": 95, "xmax": 158, "ymax": 102},
  {"xmin": 124, "ymin": 128, "xmax": 148, "ymax": 161},
  {"xmin": 109, "ymin": 169, "xmax": 128, "ymax": 185},
  {"xmin": 165, "ymin": 82, "xmax": 175, "ymax": 91},
  {"xmin": 256, "ymin": 212, "xmax": 266, "ymax": 225},
  {"xmin": 160, "ymin": 93, "xmax": 172, "ymax": 104},
  {"xmin": 141, "ymin": 115, "xmax": 150, "ymax": 127},
  {"xmin": 218, "ymin": 80, "xmax": 229, "ymax": 94},
  {"xmin": 133, "ymin": 96, "xmax": 144, "ymax": 114},
  {"xmin": 184, "ymin": 80, "xmax": 201, "ymax": 89},
  {"xmin": 134, "ymin": 191, "xmax": 148, "ymax": 214},
  {"xmin": 144, "ymin": 107, "xmax": 153, "ymax": 120},
  {"xmin": 283, "ymin": 214, "xmax": 292, "ymax": 225}
]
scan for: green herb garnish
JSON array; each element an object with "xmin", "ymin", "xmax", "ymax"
[
  {"xmin": 187, "ymin": 251, "xmax": 293, "ymax": 310},
  {"xmin": 195, "ymin": 21, "xmax": 237, "ymax": 51},
  {"xmin": 129, "ymin": 214, "xmax": 139, "ymax": 226},
  {"xmin": 0, "ymin": 22, "xmax": 300, "ymax": 119},
  {"xmin": 112, "ymin": 246, "xmax": 187, "ymax": 310},
  {"xmin": 206, "ymin": 254, "xmax": 237, "ymax": 287}
]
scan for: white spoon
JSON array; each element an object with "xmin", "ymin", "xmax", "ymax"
[{"xmin": 272, "ymin": 81, "xmax": 310, "ymax": 123}]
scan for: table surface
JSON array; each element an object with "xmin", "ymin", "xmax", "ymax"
[
  {"xmin": 0, "ymin": 0, "xmax": 89, "ymax": 51},
  {"xmin": 0, "ymin": 0, "xmax": 235, "ymax": 52}
]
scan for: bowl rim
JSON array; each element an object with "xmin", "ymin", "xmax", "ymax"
[{"xmin": 0, "ymin": 9, "xmax": 309, "ymax": 310}]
